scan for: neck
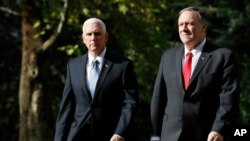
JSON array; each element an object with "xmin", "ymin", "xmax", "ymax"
[
  {"xmin": 90, "ymin": 52, "xmax": 99, "ymax": 58},
  {"xmin": 185, "ymin": 38, "xmax": 205, "ymax": 51},
  {"xmin": 89, "ymin": 47, "xmax": 106, "ymax": 58}
]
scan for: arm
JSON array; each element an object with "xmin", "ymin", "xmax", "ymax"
[
  {"xmin": 54, "ymin": 63, "xmax": 75, "ymax": 141},
  {"xmin": 210, "ymin": 50, "xmax": 240, "ymax": 139},
  {"xmin": 150, "ymin": 55, "xmax": 167, "ymax": 139},
  {"xmin": 113, "ymin": 60, "xmax": 139, "ymax": 139}
]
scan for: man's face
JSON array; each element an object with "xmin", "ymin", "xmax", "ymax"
[
  {"xmin": 82, "ymin": 23, "xmax": 108, "ymax": 55},
  {"xmin": 178, "ymin": 11, "xmax": 206, "ymax": 49}
]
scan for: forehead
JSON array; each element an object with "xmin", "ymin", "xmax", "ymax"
[
  {"xmin": 178, "ymin": 11, "xmax": 199, "ymax": 23},
  {"xmin": 84, "ymin": 23, "xmax": 104, "ymax": 33}
]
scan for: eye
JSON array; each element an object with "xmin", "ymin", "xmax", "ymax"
[
  {"xmin": 86, "ymin": 33, "xmax": 92, "ymax": 36},
  {"xmin": 85, "ymin": 32, "xmax": 103, "ymax": 37},
  {"xmin": 94, "ymin": 32, "xmax": 102, "ymax": 36},
  {"xmin": 178, "ymin": 23, "xmax": 184, "ymax": 26},
  {"xmin": 189, "ymin": 22, "xmax": 195, "ymax": 26}
]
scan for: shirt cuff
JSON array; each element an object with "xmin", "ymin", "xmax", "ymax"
[{"xmin": 151, "ymin": 136, "xmax": 160, "ymax": 141}]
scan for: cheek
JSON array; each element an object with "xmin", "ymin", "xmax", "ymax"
[
  {"xmin": 100, "ymin": 38, "xmax": 107, "ymax": 44},
  {"xmin": 83, "ymin": 38, "xmax": 89, "ymax": 44},
  {"xmin": 188, "ymin": 26, "xmax": 195, "ymax": 32},
  {"xmin": 194, "ymin": 28, "xmax": 202, "ymax": 36},
  {"xmin": 178, "ymin": 28, "xmax": 181, "ymax": 33}
]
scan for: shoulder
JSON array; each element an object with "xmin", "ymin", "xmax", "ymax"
[
  {"xmin": 105, "ymin": 49, "xmax": 132, "ymax": 64},
  {"xmin": 203, "ymin": 41, "xmax": 238, "ymax": 67},
  {"xmin": 161, "ymin": 44, "xmax": 183, "ymax": 58},
  {"xmin": 204, "ymin": 41, "xmax": 234, "ymax": 56},
  {"xmin": 67, "ymin": 53, "xmax": 87, "ymax": 65}
]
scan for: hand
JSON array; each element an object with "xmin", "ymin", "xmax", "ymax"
[
  {"xmin": 110, "ymin": 134, "xmax": 125, "ymax": 141},
  {"xmin": 207, "ymin": 131, "xmax": 223, "ymax": 141},
  {"xmin": 150, "ymin": 136, "xmax": 160, "ymax": 141},
  {"xmin": 151, "ymin": 139, "xmax": 160, "ymax": 141}
]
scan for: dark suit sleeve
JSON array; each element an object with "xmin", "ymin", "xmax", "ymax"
[
  {"xmin": 211, "ymin": 50, "xmax": 240, "ymax": 136},
  {"xmin": 150, "ymin": 54, "xmax": 167, "ymax": 137},
  {"xmin": 114, "ymin": 60, "xmax": 139, "ymax": 137},
  {"xmin": 54, "ymin": 63, "xmax": 75, "ymax": 141}
]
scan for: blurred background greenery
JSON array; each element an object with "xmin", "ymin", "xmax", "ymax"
[{"xmin": 0, "ymin": 0, "xmax": 249, "ymax": 141}]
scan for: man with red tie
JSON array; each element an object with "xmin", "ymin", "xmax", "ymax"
[{"xmin": 150, "ymin": 7, "xmax": 240, "ymax": 141}]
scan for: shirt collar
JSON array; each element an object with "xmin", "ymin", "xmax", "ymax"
[
  {"xmin": 88, "ymin": 47, "xmax": 106, "ymax": 65},
  {"xmin": 184, "ymin": 38, "xmax": 206, "ymax": 56}
]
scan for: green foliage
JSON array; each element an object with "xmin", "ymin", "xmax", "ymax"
[
  {"xmin": 58, "ymin": 44, "xmax": 83, "ymax": 56},
  {"xmin": 239, "ymin": 55, "xmax": 250, "ymax": 124},
  {"xmin": 56, "ymin": 0, "xmax": 250, "ymax": 125},
  {"xmin": 61, "ymin": 0, "xmax": 183, "ymax": 103},
  {"xmin": 1, "ymin": 0, "xmax": 250, "ymax": 141}
]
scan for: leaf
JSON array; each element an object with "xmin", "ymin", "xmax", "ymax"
[{"xmin": 33, "ymin": 21, "xmax": 40, "ymax": 28}]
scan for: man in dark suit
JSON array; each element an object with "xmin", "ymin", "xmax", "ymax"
[
  {"xmin": 150, "ymin": 7, "xmax": 240, "ymax": 141},
  {"xmin": 54, "ymin": 18, "xmax": 139, "ymax": 141}
]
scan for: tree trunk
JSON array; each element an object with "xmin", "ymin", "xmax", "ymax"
[
  {"xmin": 19, "ymin": 0, "xmax": 48, "ymax": 141},
  {"xmin": 18, "ymin": 0, "xmax": 67, "ymax": 140}
]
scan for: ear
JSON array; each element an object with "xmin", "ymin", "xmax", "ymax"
[
  {"xmin": 202, "ymin": 23, "xmax": 207, "ymax": 31},
  {"xmin": 105, "ymin": 32, "xmax": 109, "ymax": 41},
  {"xmin": 203, "ymin": 27, "xmax": 207, "ymax": 33},
  {"xmin": 82, "ymin": 34, "xmax": 86, "ymax": 43}
]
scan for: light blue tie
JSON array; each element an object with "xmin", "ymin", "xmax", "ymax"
[{"xmin": 89, "ymin": 60, "xmax": 100, "ymax": 97}]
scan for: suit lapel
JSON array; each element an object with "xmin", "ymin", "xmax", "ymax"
[
  {"xmin": 175, "ymin": 45, "xmax": 186, "ymax": 93},
  {"xmin": 92, "ymin": 51, "xmax": 113, "ymax": 101},
  {"xmin": 190, "ymin": 52, "xmax": 210, "ymax": 83},
  {"xmin": 79, "ymin": 54, "xmax": 92, "ymax": 101},
  {"xmin": 188, "ymin": 42, "xmax": 211, "ymax": 94}
]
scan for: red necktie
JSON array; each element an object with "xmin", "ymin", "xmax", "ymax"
[{"xmin": 183, "ymin": 52, "xmax": 192, "ymax": 90}]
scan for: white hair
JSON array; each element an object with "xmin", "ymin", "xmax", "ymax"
[{"xmin": 82, "ymin": 18, "xmax": 106, "ymax": 33}]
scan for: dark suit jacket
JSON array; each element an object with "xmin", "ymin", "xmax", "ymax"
[
  {"xmin": 151, "ymin": 41, "xmax": 240, "ymax": 141},
  {"xmin": 54, "ymin": 49, "xmax": 139, "ymax": 141}
]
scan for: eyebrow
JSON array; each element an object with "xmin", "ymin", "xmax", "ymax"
[{"xmin": 85, "ymin": 31, "xmax": 103, "ymax": 35}]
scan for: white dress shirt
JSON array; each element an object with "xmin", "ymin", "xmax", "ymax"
[
  {"xmin": 86, "ymin": 48, "xmax": 106, "ymax": 91},
  {"xmin": 183, "ymin": 38, "xmax": 206, "ymax": 77}
]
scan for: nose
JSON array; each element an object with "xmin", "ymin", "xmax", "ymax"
[
  {"xmin": 90, "ymin": 34, "xmax": 96, "ymax": 40},
  {"xmin": 183, "ymin": 23, "xmax": 188, "ymax": 30},
  {"xmin": 180, "ymin": 24, "xmax": 189, "ymax": 33}
]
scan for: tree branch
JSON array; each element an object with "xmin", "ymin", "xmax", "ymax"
[
  {"xmin": 42, "ymin": 0, "xmax": 68, "ymax": 51},
  {"xmin": 0, "ymin": 6, "xmax": 21, "ymax": 16}
]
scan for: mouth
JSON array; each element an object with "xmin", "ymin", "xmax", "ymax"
[
  {"xmin": 181, "ymin": 31, "xmax": 190, "ymax": 35},
  {"xmin": 90, "ymin": 43, "xmax": 98, "ymax": 46},
  {"xmin": 181, "ymin": 34, "xmax": 190, "ymax": 37}
]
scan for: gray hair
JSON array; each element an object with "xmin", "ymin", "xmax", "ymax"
[
  {"xmin": 82, "ymin": 18, "xmax": 106, "ymax": 33},
  {"xmin": 179, "ymin": 7, "xmax": 207, "ymax": 27}
]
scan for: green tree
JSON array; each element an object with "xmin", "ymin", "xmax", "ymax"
[
  {"xmin": 0, "ymin": 0, "xmax": 68, "ymax": 140},
  {"xmin": 18, "ymin": 0, "xmax": 68, "ymax": 140},
  {"xmin": 1, "ymin": 0, "xmax": 250, "ymax": 141}
]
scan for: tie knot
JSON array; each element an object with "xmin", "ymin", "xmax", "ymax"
[
  {"xmin": 92, "ymin": 60, "xmax": 99, "ymax": 67},
  {"xmin": 186, "ymin": 51, "xmax": 192, "ymax": 57}
]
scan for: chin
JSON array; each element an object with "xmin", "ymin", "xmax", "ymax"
[
  {"xmin": 181, "ymin": 39, "xmax": 191, "ymax": 44},
  {"xmin": 90, "ymin": 47, "xmax": 98, "ymax": 50}
]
